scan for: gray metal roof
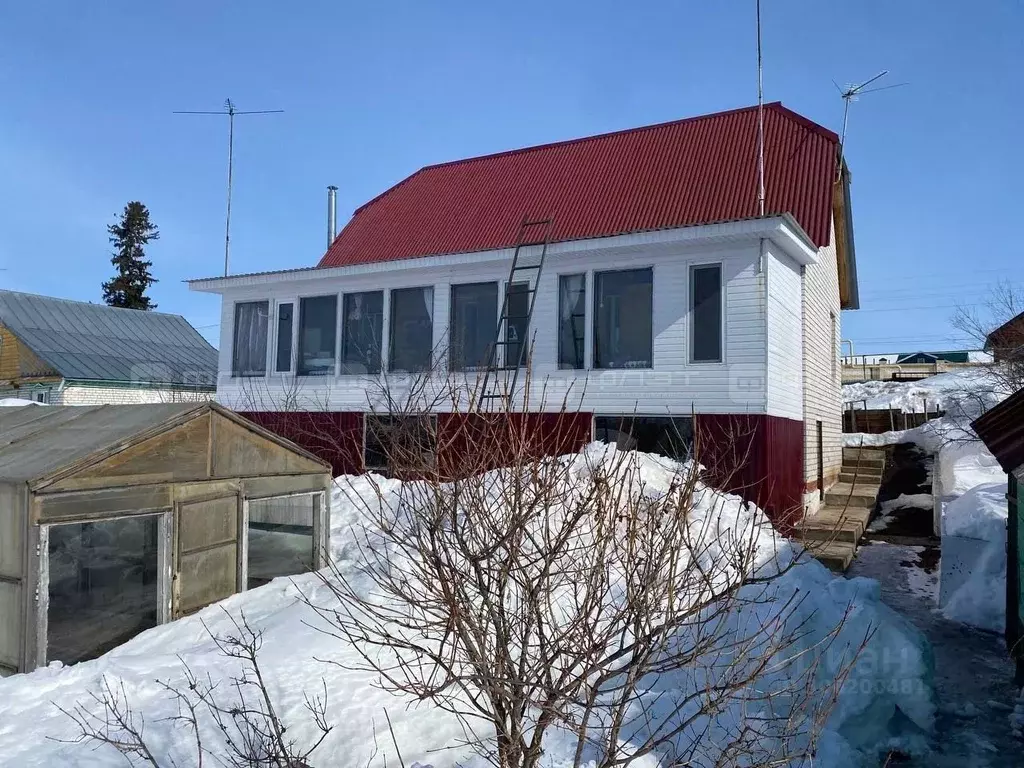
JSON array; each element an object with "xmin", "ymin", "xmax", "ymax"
[
  {"xmin": 0, "ymin": 403, "xmax": 203, "ymax": 483},
  {"xmin": 0, "ymin": 290, "xmax": 218, "ymax": 386}
]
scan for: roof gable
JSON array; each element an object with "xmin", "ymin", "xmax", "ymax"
[
  {"xmin": 0, "ymin": 290, "xmax": 218, "ymax": 385},
  {"xmin": 320, "ymin": 102, "xmax": 840, "ymax": 269}
]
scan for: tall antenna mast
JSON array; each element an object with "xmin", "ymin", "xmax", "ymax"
[
  {"xmin": 835, "ymin": 71, "xmax": 905, "ymax": 180},
  {"xmin": 174, "ymin": 99, "xmax": 283, "ymax": 276},
  {"xmin": 755, "ymin": 0, "xmax": 765, "ymax": 217}
]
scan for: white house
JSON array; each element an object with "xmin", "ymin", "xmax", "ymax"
[{"xmin": 190, "ymin": 102, "xmax": 860, "ymax": 526}]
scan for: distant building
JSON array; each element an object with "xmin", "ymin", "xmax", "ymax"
[
  {"xmin": 895, "ymin": 351, "xmax": 972, "ymax": 365},
  {"xmin": 985, "ymin": 310, "xmax": 1024, "ymax": 363},
  {"xmin": 0, "ymin": 290, "xmax": 217, "ymax": 404}
]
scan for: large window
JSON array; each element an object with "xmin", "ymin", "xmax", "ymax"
[
  {"xmin": 593, "ymin": 269, "xmax": 653, "ymax": 369},
  {"xmin": 298, "ymin": 295, "xmax": 338, "ymax": 376},
  {"xmin": 690, "ymin": 265, "xmax": 722, "ymax": 363},
  {"xmin": 46, "ymin": 516, "xmax": 159, "ymax": 665},
  {"xmin": 389, "ymin": 287, "xmax": 434, "ymax": 372},
  {"xmin": 341, "ymin": 291, "xmax": 383, "ymax": 374},
  {"xmin": 247, "ymin": 495, "xmax": 316, "ymax": 589},
  {"xmin": 558, "ymin": 274, "xmax": 586, "ymax": 369},
  {"xmin": 450, "ymin": 282, "xmax": 498, "ymax": 371},
  {"xmin": 275, "ymin": 302, "xmax": 293, "ymax": 373},
  {"xmin": 232, "ymin": 301, "xmax": 269, "ymax": 377}
]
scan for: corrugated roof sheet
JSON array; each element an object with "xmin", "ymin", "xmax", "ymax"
[
  {"xmin": 0, "ymin": 290, "xmax": 218, "ymax": 385},
  {"xmin": 0, "ymin": 403, "xmax": 202, "ymax": 482},
  {"xmin": 320, "ymin": 102, "xmax": 839, "ymax": 269},
  {"xmin": 973, "ymin": 387, "xmax": 1024, "ymax": 473}
]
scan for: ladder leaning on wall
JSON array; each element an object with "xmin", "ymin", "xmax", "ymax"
[{"xmin": 478, "ymin": 215, "xmax": 556, "ymax": 407}]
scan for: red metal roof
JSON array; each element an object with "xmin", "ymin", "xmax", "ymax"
[{"xmin": 319, "ymin": 102, "xmax": 839, "ymax": 269}]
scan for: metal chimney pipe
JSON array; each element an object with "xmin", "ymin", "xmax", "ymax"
[{"xmin": 327, "ymin": 185, "xmax": 338, "ymax": 248}]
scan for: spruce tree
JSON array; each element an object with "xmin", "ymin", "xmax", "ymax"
[{"xmin": 102, "ymin": 201, "xmax": 159, "ymax": 310}]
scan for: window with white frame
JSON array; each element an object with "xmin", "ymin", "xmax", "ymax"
[
  {"xmin": 558, "ymin": 274, "xmax": 586, "ymax": 369},
  {"xmin": 297, "ymin": 296, "xmax": 338, "ymax": 376},
  {"xmin": 690, "ymin": 264, "xmax": 722, "ymax": 363},
  {"xmin": 341, "ymin": 291, "xmax": 383, "ymax": 374},
  {"xmin": 389, "ymin": 287, "xmax": 434, "ymax": 372},
  {"xmin": 593, "ymin": 268, "xmax": 653, "ymax": 369},
  {"xmin": 275, "ymin": 302, "xmax": 293, "ymax": 373},
  {"xmin": 232, "ymin": 300, "xmax": 269, "ymax": 377},
  {"xmin": 450, "ymin": 282, "xmax": 498, "ymax": 371},
  {"xmin": 505, "ymin": 282, "xmax": 531, "ymax": 368}
]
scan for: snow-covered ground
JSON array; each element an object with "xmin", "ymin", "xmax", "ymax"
[
  {"xmin": 0, "ymin": 446, "xmax": 935, "ymax": 768},
  {"xmin": 842, "ymin": 370, "xmax": 1011, "ymax": 632}
]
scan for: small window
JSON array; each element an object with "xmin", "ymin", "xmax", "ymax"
[
  {"xmin": 389, "ymin": 287, "xmax": 434, "ymax": 373},
  {"xmin": 247, "ymin": 495, "xmax": 316, "ymax": 589},
  {"xmin": 365, "ymin": 414, "xmax": 437, "ymax": 474},
  {"xmin": 690, "ymin": 265, "xmax": 722, "ymax": 363},
  {"xmin": 450, "ymin": 282, "xmax": 498, "ymax": 371},
  {"xmin": 594, "ymin": 269, "xmax": 653, "ymax": 369},
  {"xmin": 594, "ymin": 416, "xmax": 694, "ymax": 461},
  {"xmin": 341, "ymin": 291, "xmax": 384, "ymax": 374},
  {"xmin": 275, "ymin": 303, "xmax": 293, "ymax": 373},
  {"xmin": 232, "ymin": 300, "xmax": 269, "ymax": 377},
  {"xmin": 558, "ymin": 274, "xmax": 586, "ymax": 369},
  {"xmin": 505, "ymin": 282, "xmax": 531, "ymax": 368},
  {"xmin": 297, "ymin": 295, "xmax": 338, "ymax": 376}
]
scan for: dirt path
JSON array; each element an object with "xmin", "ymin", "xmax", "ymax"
[{"xmin": 849, "ymin": 540, "xmax": 1022, "ymax": 766}]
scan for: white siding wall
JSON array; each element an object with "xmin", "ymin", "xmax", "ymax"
[
  {"xmin": 214, "ymin": 239, "xmax": 775, "ymax": 417},
  {"xmin": 765, "ymin": 245, "xmax": 804, "ymax": 421},
  {"xmin": 55, "ymin": 385, "xmax": 214, "ymax": 406},
  {"xmin": 802, "ymin": 219, "xmax": 843, "ymax": 512}
]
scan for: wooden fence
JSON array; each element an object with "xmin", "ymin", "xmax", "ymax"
[{"xmin": 843, "ymin": 398, "xmax": 944, "ymax": 434}]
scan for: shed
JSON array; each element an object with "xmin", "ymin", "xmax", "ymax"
[
  {"xmin": 0, "ymin": 402, "xmax": 331, "ymax": 675},
  {"xmin": 972, "ymin": 387, "xmax": 1024, "ymax": 682}
]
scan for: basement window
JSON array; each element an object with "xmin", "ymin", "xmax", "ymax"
[
  {"xmin": 298, "ymin": 295, "xmax": 338, "ymax": 376},
  {"xmin": 341, "ymin": 291, "xmax": 384, "ymax": 375},
  {"xmin": 450, "ymin": 282, "xmax": 498, "ymax": 371},
  {"xmin": 593, "ymin": 269, "xmax": 653, "ymax": 369},
  {"xmin": 690, "ymin": 264, "xmax": 723, "ymax": 363},
  {"xmin": 389, "ymin": 287, "xmax": 434, "ymax": 373},
  {"xmin": 232, "ymin": 300, "xmax": 269, "ymax": 377},
  {"xmin": 594, "ymin": 416, "xmax": 694, "ymax": 461},
  {"xmin": 46, "ymin": 516, "xmax": 160, "ymax": 665},
  {"xmin": 364, "ymin": 414, "xmax": 437, "ymax": 474}
]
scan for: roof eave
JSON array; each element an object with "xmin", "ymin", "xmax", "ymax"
[{"xmin": 188, "ymin": 216, "xmax": 819, "ymax": 294}]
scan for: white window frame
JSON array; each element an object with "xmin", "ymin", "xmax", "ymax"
[
  {"xmin": 340, "ymin": 290, "xmax": 386, "ymax": 376},
  {"xmin": 271, "ymin": 298, "xmax": 298, "ymax": 375},
  {"xmin": 388, "ymin": 285, "xmax": 436, "ymax": 374},
  {"xmin": 592, "ymin": 266, "xmax": 655, "ymax": 371},
  {"xmin": 295, "ymin": 292, "xmax": 341, "ymax": 378},
  {"xmin": 556, "ymin": 271, "xmax": 588, "ymax": 372},
  {"xmin": 688, "ymin": 262, "xmax": 726, "ymax": 365},
  {"xmin": 230, "ymin": 299, "xmax": 272, "ymax": 378}
]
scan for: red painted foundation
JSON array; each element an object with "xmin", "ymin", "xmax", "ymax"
[{"xmin": 240, "ymin": 410, "xmax": 805, "ymax": 532}]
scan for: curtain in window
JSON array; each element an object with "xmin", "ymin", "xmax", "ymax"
[
  {"xmin": 390, "ymin": 287, "xmax": 434, "ymax": 372},
  {"xmin": 342, "ymin": 291, "xmax": 383, "ymax": 374},
  {"xmin": 232, "ymin": 301, "xmax": 269, "ymax": 376}
]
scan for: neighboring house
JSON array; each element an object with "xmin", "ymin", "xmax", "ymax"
[
  {"xmin": 895, "ymin": 351, "xmax": 971, "ymax": 365},
  {"xmin": 0, "ymin": 290, "xmax": 218, "ymax": 404},
  {"xmin": 189, "ymin": 102, "xmax": 860, "ymax": 526},
  {"xmin": 986, "ymin": 310, "xmax": 1024, "ymax": 363},
  {"xmin": 972, "ymin": 387, "xmax": 1024, "ymax": 682}
]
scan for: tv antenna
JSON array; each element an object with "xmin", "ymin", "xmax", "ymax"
[
  {"xmin": 755, "ymin": 0, "xmax": 765, "ymax": 217},
  {"xmin": 174, "ymin": 99, "xmax": 283, "ymax": 276},
  {"xmin": 835, "ymin": 71, "xmax": 905, "ymax": 178}
]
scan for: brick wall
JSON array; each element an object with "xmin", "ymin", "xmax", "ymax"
[
  {"xmin": 802, "ymin": 218, "xmax": 843, "ymax": 513},
  {"xmin": 55, "ymin": 385, "xmax": 214, "ymax": 406}
]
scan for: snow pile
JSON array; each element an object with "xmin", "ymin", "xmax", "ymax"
[
  {"xmin": 0, "ymin": 447, "xmax": 934, "ymax": 767},
  {"xmin": 0, "ymin": 397, "xmax": 43, "ymax": 407},
  {"xmin": 843, "ymin": 367, "xmax": 1006, "ymax": 413}
]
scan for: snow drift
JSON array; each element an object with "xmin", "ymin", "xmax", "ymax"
[{"xmin": 0, "ymin": 446, "xmax": 933, "ymax": 767}]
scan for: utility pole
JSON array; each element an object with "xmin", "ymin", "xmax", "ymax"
[
  {"xmin": 174, "ymin": 99, "xmax": 283, "ymax": 276},
  {"xmin": 755, "ymin": 0, "xmax": 765, "ymax": 217}
]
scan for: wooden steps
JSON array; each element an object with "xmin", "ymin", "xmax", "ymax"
[{"xmin": 794, "ymin": 447, "xmax": 887, "ymax": 572}]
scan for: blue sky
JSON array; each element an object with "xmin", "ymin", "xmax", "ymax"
[{"xmin": 0, "ymin": 1, "xmax": 1020, "ymax": 353}]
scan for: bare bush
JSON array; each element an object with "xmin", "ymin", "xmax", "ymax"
[
  {"xmin": 952, "ymin": 279, "xmax": 1024, "ymax": 393},
  {"xmin": 54, "ymin": 610, "xmax": 331, "ymax": 768},
  {"xmin": 307, "ymin": 370, "xmax": 866, "ymax": 768}
]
